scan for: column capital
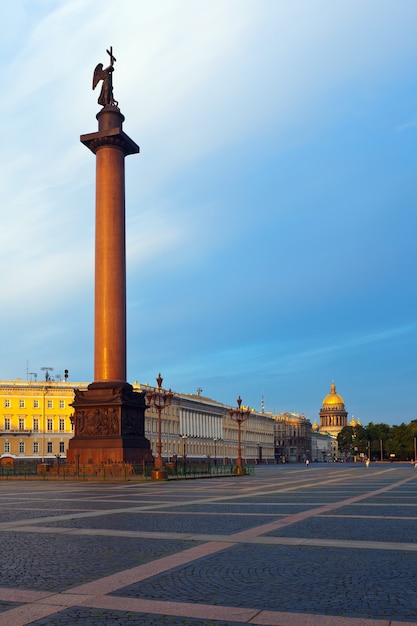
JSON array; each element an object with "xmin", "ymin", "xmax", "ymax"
[{"xmin": 80, "ymin": 127, "xmax": 139, "ymax": 156}]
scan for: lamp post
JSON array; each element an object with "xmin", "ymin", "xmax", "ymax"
[
  {"xmin": 145, "ymin": 373, "xmax": 173, "ymax": 480},
  {"xmin": 181, "ymin": 434, "xmax": 188, "ymax": 476},
  {"xmin": 213, "ymin": 437, "xmax": 219, "ymax": 465},
  {"xmin": 230, "ymin": 396, "xmax": 251, "ymax": 475}
]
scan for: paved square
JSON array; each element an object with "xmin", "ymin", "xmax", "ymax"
[{"xmin": 0, "ymin": 464, "xmax": 416, "ymax": 625}]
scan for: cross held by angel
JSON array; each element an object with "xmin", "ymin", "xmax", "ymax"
[{"xmin": 93, "ymin": 47, "xmax": 118, "ymax": 107}]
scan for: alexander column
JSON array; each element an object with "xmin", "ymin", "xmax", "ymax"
[{"xmin": 67, "ymin": 48, "xmax": 152, "ymax": 465}]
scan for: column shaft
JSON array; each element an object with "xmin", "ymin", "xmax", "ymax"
[{"xmin": 94, "ymin": 146, "xmax": 126, "ymax": 382}]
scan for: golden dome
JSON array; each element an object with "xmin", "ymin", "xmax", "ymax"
[{"xmin": 322, "ymin": 382, "xmax": 345, "ymax": 407}]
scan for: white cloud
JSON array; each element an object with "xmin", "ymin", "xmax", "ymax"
[{"xmin": 397, "ymin": 119, "xmax": 417, "ymax": 132}]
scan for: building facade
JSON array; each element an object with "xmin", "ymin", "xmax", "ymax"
[
  {"xmin": 140, "ymin": 387, "xmax": 275, "ymax": 464},
  {"xmin": 311, "ymin": 428, "xmax": 334, "ymax": 462},
  {"xmin": 0, "ymin": 379, "xmax": 84, "ymax": 462},
  {"xmin": 0, "ymin": 380, "xmax": 275, "ymax": 465},
  {"xmin": 273, "ymin": 412, "xmax": 312, "ymax": 463}
]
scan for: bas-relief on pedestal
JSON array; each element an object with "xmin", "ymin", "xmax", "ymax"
[
  {"xmin": 68, "ymin": 383, "xmax": 151, "ymax": 465},
  {"xmin": 67, "ymin": 48, "xmax": 152, "ymax": 465}
]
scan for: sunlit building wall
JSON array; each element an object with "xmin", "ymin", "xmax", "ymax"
[
  {"xmin": 0, "ymin": 379, "xmax": 86, "ymax": 461},
  {"xmin": 311, "ymin": 429, "xmax": 333, "ymax": 462},
  {"xmin": 273, "ymin": 412, "xmax": 312, "ymax": 463},
  {"xmin": 136, "ymin": 385, "xmax": 275, "ymax": 464},
  {"xmin": 0, "ymin": 380, "xmax": 276, "ymax": 464}
]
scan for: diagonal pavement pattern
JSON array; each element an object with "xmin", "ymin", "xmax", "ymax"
[{"xmin": 0, "ymin": 465, "xmax": 416, "ymax": 625}]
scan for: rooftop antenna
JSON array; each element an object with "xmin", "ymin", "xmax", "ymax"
[
  {"xmin": 41, "ymin": 367, "xmax": 54, "ymax": 382},
  {"xmin": 29, "ymin": 372, "xmax": 37, "ymax": 381}
]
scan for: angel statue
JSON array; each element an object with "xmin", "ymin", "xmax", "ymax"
[{"xmin": 93, "ymin": 47, "xmax": 118, "ymax": 107}]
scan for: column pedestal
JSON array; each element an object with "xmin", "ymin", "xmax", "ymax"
[{"xmin": 67, "ymin": 383, "xmax": 152, "ymax": 465}]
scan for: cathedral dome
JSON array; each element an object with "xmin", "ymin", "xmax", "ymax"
[
  {"xmin": 322, "ymin": 382, "xmax": 344, "ymax": 407},
  {"xmin": 319, "ymin": 382, "xmax": 348, "ymax": 437}
]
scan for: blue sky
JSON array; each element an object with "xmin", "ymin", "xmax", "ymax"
[{"xmin": 1, "ymin": 0, "xmax": 417, "ymax": 426}]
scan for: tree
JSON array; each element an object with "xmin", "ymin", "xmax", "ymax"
[
  {"xmin": 338, "ymin": 420, "xmax": 417, "ymax": 462},
  {"xmin": 391, "ymin": 423, "xmax": 414, "ymax": 460},
  {"xmin": 352, "ymin": 424, "xmax": 369, "ymax": 455},
  {"xmin": 337, "ymin": 426, "xmax": 354, "ymax": 456},
  {"xmin": 366, "ymin": 422, "xmax": 391, "ymax": 460}
]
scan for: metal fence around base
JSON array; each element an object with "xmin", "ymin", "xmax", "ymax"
[
  {"xmin": 165, "ymin": 463, "xmax": 254, "ymax": 479},
  {"xmin": 0, "ymin": 462, "xmax": 254, "ymax": 481}
]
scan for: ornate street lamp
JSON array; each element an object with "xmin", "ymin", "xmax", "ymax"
[
  {"xmin": 181, "ymin": 434, "xmax": 188, "ymax": 476},
  {"xmin": 230, "ymin": 396, "xmax": 251, "ymax": 474},
  {"xmin": 213, "ymin": 437, "xmax": 219, "ymax": 465},
  {"xmin": 146, "ymin": 373, "xmax": 173, "ymax": 480}
]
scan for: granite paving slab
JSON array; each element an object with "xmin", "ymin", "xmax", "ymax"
[
  {"xmin": 0, "ymin": 466, "xmax": 416, "ymax": 625},
  {"xmin": 324, "ymin": 505, "xmax": 417, "ymax": 517},
  {"xmin": 0, "ymin": 510, "xmax": 71, "ymax": 523},
  {"xmin": 159, "ymin": 503, "xmax": 313, "ymax": 514},
  {"xmin": 37, "ymin": 512, "xmax": 276, "ymax": 534},
  {"xmin": 28, "ymin": 607, "xmax": 251, "ymax": 625},
  {"xmin": 0, "ymin": 601, "xmax": 24, "ymax": 613},
  {"xmin": 263, "ymin": 516, "xmax": 417, "ymax": 542},
  {"xmin": 0, "ymin": 533, "xmax": 197, "ymax": 592},
  {"xmin": 229, "ymin": 495, "xmax": 342, "ymax": 503},
  {"xmin": 114, "ymin": 543, "xmax": 417, "ymax": 622}
]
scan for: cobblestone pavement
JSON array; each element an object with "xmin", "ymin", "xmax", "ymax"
[{"xmin": 0, "ymin": 465, "xmax": 416, "ymax": 625}]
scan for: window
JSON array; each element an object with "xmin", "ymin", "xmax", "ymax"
[
  {"xmin": 19, "ymin": 399, "xmax": 25, "ymax": 408},
  {"xmin": 18, "ymin": 418, "xmax": 25, "ymax": 431},
  {"xmin": 59, "ymin": 400, "xmax": 65, "ymax": 409},
  {"xmin": 33, "ymin": 442, "xmax": 39, "ymax": 454},
  {"xmin": 33, "ymin": 400, "xmax": 39, "ymax": 409},
  {"xmin": 33, "ymin": 418, "xmax": 39, "ymax": 432},
  {"xmin": 47, "ymin": 400, "xmax": 53, "ymax": 409},
  {"xmin": 4, "ymin": 399, "xmax": 10, "ymax": 408},
  {"xmin": 59, "ymin": 418, "xmax": 65, "ymax": 432},
  {"xmin": 47, "ymin": 418, "xmax": 53, "ymax": 432},
  {"xmin": 59, "ymin": 441, "xmax": 65, "ymax": 453},
  {"xmin": 4, "ymin": 442, "xmax": 10, "ymax": 454},
  {"xmin": 4, "ymin": 418, "xmax": 10, "ymax": 431},
  {"xmin": 19, "ymin": 441, "xmax": 25, "ymax": 454},
  {"xmin": 47, "ymin": 442, "xmax": 53, "ymax": 454}
]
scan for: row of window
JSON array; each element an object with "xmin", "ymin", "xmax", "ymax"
[
  {"xmin": 3, "ymin": 418, "xmax": 71, "ymax": 431},
  {"xmin": 3, "ymin": 399, "xmax": 66, "ymax": 409},
  {"xmin": 4, "ymin": 441, "xmax": 65, "ymax": 454}
]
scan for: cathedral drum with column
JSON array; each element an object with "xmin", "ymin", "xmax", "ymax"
[{"xmin": 319, "ymin": 382, "xmax": 348, "ymax": 437}]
